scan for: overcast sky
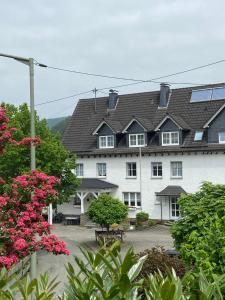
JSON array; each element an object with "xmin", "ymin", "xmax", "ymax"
[{"xmin": 1, "ymin": 0, "xmax": 225, "ymax": 119}]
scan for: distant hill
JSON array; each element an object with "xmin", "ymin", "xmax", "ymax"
[{"xmin": 47, "ymin": 116, "xmax": 71, "ymax": 135}]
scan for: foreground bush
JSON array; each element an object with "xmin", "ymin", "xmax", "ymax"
[
  {"xmin": 171, "ymin": 182, "xmax": 225, "ymax": 275},
  {"xmin": 1, "ymin": 243, "xmax": 225, "ymax": 299}
]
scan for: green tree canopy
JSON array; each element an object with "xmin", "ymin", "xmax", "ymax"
[
  {"xmin": 171, "ymin": 182, "xmax": 225, "ymax": 275},
  {"xmin": 88, "ymin": 194, "xmax": 128, "ymax": 231},
  {"xmin": 0, "ymin": 103, "xmax": 79, "ymax": 203}
]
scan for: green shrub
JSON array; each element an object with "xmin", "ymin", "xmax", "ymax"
[
  {"xmin": 171, "ymin": 182, "xmax": 225, "ymax": 275},
  {"xmin": 136, "ymin": 211, "xmax": 149, "ymax": 223},
  {"xmin": 88, "ymin": 193, "xmax": 128, "ymax": 231}
]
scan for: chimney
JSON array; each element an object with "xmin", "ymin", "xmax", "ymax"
[
  {"xmin": 108, "ymin": 89, "xmax": 119, "ymax": 109},
  {"xmin": 159, "ymin": 83, "xmax": 170, "ymax": 108}
]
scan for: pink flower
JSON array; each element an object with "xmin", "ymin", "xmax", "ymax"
[{"xmin": 14, "ymin": 238, "xmax": 27, "ymax": 251}]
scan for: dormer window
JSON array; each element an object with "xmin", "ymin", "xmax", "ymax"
[
  {"xmin": 162, "ymin": 132, "xmax": 179, "ymax": 146},
  {"xmin": 99, "ymin": 135, "xmax": 114, "ymax": 148},
  {"xmin": 129, "ymin": 133, "xmax": 145, "ymax": 147},
  {"xmin": 219, "ymin": 132, "xmax": 225, "ymax": 144}
]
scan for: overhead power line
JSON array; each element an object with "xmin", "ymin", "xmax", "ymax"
[{"xmin": 36, "ymin": 59, "xmax": 225, "ymax": 83}]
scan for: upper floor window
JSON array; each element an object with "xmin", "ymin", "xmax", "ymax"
[
  {"xmin": 219, "ymin": 132, "xmax": 225, "ymax": 144},
  {"xmin": 99, "ymin": 135, "xmax": 114, "ymax": 148},
  {"xmin": 151, "ymin": 162, "xmax": 162, "ymax": 178},
  {"xmin": 97, "ymin": 163, "xmax": 107, "ymax": 177},
  {"xmin": 129, "ymin": 133, "xmax": 145, "ymax": 147},
  {"xmin": 171, "ymin": 161, "xmax": 182, "ymax": 178},
  {"xmin": 123, "ymin": 192, "xmax": 141, "ymax": 207},
  {"xmin": 162, "ymin": 131, "xmax": 179, "ymax": 146},
  {"xmin": 126, "ymin": 162, "xmax": 137, "ymax": 178},
  {"xmin": 75, "ymin": 163, "xmax": 83, "ymax": 177}
]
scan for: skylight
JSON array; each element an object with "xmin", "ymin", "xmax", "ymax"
[
  {"xmin": 194, "ymin": 131, "xmax": 204, "ymax": 141},
  {"xmin": 191, "ymin": 87, "xmax": 225, "ymax": 102}
]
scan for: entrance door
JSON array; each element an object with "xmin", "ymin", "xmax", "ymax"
[{"xmin": 170, "ymin": 197, "xmax": 180, "ymax": 219}]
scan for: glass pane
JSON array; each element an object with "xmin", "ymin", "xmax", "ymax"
[
  {"xmin": 130, "ymin": 135, "xmax": 136, "ymax": 146},
  {"xmin": 194, "ymin": 131, "xmax": 203, "ymax": 141},
  {"xmin": 171, "ymin": 132, "xmax": 179, "ymax": 144},
  {"xmin": 212, "ymin": 87, "xmax": 225, "ymax": 100},
  {"xmin": 191, "ymin": 89, "xmax": 212, "ymax": 102},
  {"xmin": 138, "ymin": 134, "xmax": 144, "ymax": 145},
  {"xmin": 162, "ymin": 132, "xmax": 170, "ymax": 144},
  {"xmin": 107, "ymin": 136, "xmax": 114, "ymax": 147},
  {"xmin": 219, "ymin": 132, "xmax": 225, "ymax": 142},
  {"xmin": 100, "ymin": 136, "xmax": 106, "ymax": 147}
]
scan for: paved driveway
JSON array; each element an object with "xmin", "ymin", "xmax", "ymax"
[{"xmin": 37, "ymin": 224, "xmax": 173, "ymax": 295}]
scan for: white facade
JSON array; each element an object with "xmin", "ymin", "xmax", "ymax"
[{"xmin": 70, "ymin": 152, "xmax": 225, "ymax": 220}]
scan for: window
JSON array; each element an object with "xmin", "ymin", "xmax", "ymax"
[
  {"xmin": 75, "ymin": 163, "xmax": 83, "ymax": 177},
  {"xmin": 99, "ymin": 135, "xmax": 114, "ymax": 148},
  {"xmin": 162, "ymin": 132, "xmax": 179, "ymax": 145},
  {"xmin": 151, "ymin": 162, "xmax": 162, "ymax": 178},
  {"xmin": 97, "ymin": 163, "xmax": 107, "ymax": 177},
  {"xmin": 123, "ymin": 192, "xmax": 141, "ymax": 207},
  {"xmin": 129, "ymin": 133, "xmax": 145, "ymax": 147},
  {"xmin": 74, "ymin": 196, "xmax": 81, "ymax": 206},
  {"xmin": 194, "ymin": 131, "xmax": 204, "ymax": 141},
  {"xmin": 191, "ymin": 89, "xmax": 212, "ymax": 102},
  {"xmin": 126, "ymin": 162, "xmax": 137, "ymax": 178},
  {"xmin": 171, "ymin": 161, "xmax": 182, "ymax": 178},
  {"xmin": 191, "ymin": 87, "xmax": 225, "ymax": 102},
  {"xmin": 219, "ymin": 132, "xmax": 225, "ymax": 144}
]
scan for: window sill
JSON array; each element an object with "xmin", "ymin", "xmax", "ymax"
[
  {"xmin": 128, "ymin": 206, "xmax": 141, "ymax": 210},
  {"xmin": 162, "ymin": 144, "xmax": 179, "ymax": 146},
  {"xmin": 126, "ymin": 177, "xmax": 137, "ymax": 179},
  {"xmin": 151, "ymin": 176, "xmax": 163, "ymax": 179},
  {"xmin": 129, "ymin": 145, "xmax": 146, "ymax": 148},
  {"xmin": 171, "ymin": 177, "xmax": 183, "ymax": 179}
]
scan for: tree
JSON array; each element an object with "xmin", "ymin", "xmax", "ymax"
[
  {"xmin": 88, "ymin": 194, "xmax": 128, "ymax": 231},
  {"xmin": 0, "ymin": 103, "xmax": 79, "ymax": 203},
  {"xmin": 171, "ymin": 182, "xmax": 225, "ymax": 275},
  {"xmin": 0, "ymin": 107, "xmax": 69, "ymax": 269}
]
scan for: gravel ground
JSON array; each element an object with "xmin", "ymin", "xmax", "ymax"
[{"xmin": 37, "ymin": 224, "xmax": 173, "ymax": 296}]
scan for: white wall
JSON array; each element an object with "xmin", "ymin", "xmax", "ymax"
[{"xmin": 75, "ymin": 152, "xmax": 225, "ymax": 220}]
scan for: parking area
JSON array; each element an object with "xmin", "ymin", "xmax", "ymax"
[{"xmin": 37, "ymin": 224, "xmax": 173, "ymax": 294}]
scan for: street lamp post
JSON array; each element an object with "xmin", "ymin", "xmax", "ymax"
[{"xmin": 0, "ymin": 53, "xmax": 37, "ymax": 279}]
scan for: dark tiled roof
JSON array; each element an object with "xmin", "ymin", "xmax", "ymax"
[
  {"xmin": 156, "ymin": 185, "xmax": 186, "ymax": 196},
  {"xmin": 79, "ymin": 178, "xmax": 118, "ymax": 189},
  {"xmin": 63, "ymin": 83, "xmax": 225, "ymax": 154}
]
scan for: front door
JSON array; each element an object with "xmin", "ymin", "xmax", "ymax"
[{"xmin": 170, "ymin": 197, "xmax": 180, "ymax": 219}]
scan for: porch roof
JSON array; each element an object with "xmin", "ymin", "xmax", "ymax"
[
  {"xmin": 156, "ymin": 185, "xmax": 186, "ymax": 197},
  {"xmin": 79, "ymin": 178, "xmax": 118, "ymax": 190}
]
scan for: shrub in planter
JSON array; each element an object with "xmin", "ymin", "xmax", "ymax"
[
  {"xmin": 136, "ymin": 211, "xmax": 152, "ymax": 229},
  {"xmin": 135, "ymin": 247, "xmax": 186, "ymax": 279}
]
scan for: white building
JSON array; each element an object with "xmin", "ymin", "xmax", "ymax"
[{"xmin": 61, "ymin": 83, "xmax": 225, "ymax": 222}]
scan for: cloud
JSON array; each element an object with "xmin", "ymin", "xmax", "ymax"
[{"xmin": 0, "ymin": 0, "xmax": 225, "ymax": 118}]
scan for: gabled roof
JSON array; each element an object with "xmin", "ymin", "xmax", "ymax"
[
  {"xmin": 79, "ymin": 178, "xmax": 118, "ymax": 190},
  {"xmin": 122, "ymin": 117, "xmax": 153, "ymax": 133},
  {"xmin": 62, "ymin": 82, "xmax": 225, "ymax": 154},
  {"xmin": 203, "ymin": 103, "xmax": 225, "ymax": 128},
  {"xmin": 155, "ymin": 113, "xmax": 191, "ymax": 131},
  {"xmin": 92, "ymin": 119, "xmax": 122, "ymax": 135},
  {"xmin": 155, "ymin": 185, "xmax": 186, "ymax": 196}
]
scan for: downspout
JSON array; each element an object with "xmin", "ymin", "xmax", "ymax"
[{"xmin": 139, "ymin": 147, "xmax": 142, "ymax": 208}]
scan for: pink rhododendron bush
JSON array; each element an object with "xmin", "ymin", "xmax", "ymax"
[{"xmin": 0, "ymin": 107, "xmax": 69, "ymax": 269}]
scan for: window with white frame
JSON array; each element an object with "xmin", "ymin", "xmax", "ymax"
[
  {"xmin": 219, "ymin": 132, "xmax": 225, "ymax": 144},
  {"xmin": 194, "ymin": 131, "xmax": 204, "ymax": 141},
  {"xmin": 123, "ymin": 192, "xmax": 141, "ymax": 207},
  {"xmin": 162, "ymin": 131, "xmax": 179, "ymax": 146},
  {"xmin": 171, "ymin": 161, "xmax": 183, "ymax": 178},
  {"xmin": 129, "ymin": 133, "xmax": 145, "ymax": 147},
  {"xmin": 75, "ymin": 163, "xmax": 83, "ymax": 177},
  {"xmin": 151, "ymin": 162, "xmax": 162, "ymax": 178},
  {"xmin": 126, "ymin": 162, "xmax": 137, "ymax": 178},
  {"xmin": 97, "ymin": 163, "xmax": 107, "ymax": 177},
  {"xmin": 99, "ymin": 135, "xmax": 114, "ymax": 148}
]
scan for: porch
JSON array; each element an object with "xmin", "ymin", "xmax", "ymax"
[{"xmin": 155, "ymin": 185, "xmax": 186, "ymax": 221}]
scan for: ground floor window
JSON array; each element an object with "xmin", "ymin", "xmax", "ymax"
[
  {"xmin": 123, "ymin": 192, "xmax": 141, "ymax": 207},
  {"xmin": 170, "ymin": 197, "xmax": 180, "ymax": 218}
]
